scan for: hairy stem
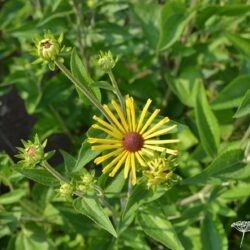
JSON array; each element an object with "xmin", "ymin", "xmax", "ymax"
[
  {"xmin": 42, "ymin": 160, "xmax": 69, "ymax": 183},
  {"xmin": 178, "ymin": 185, "xmax": 212, "ymax": 206},
  {"xmin": 108, "ymin": 70, "xmax": 125, "ymax": 114},
  {"xmin": 72, "ymin": 0, "xmax": 88, "ymax": 68},
  {"xmin": 55, "ymin": 61, "xmax": 113, "ymax": 124}
]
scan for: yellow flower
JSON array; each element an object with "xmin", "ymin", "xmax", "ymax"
[
  {"xmin": 143, "ymin": 157, "xmax": 176, "ymax": 190},
  {"xmin": 88, "ymin": 96, "xmax": 179, "ymax": 185}
]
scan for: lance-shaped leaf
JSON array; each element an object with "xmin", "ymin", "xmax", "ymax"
[
  {"xmin": 212, "ymin": 75, "xmax": 250, "ymax": 110},
  {"xmin": 138, "ymin": 209, "xmax": 184, "ymax": 250},
  {"xmin": 183, "ymin": 148, "xmax": 245, "ymax": 184},
  {"xmin": 73, "ymin": 196, "xmax": 117, "ymax": 238},
  {"xmin": 195, "ymin": 84, "xmax": 220, "ymax": 157},
  {"xmin": 234, "ymin": 90, "xmax": 250, "ymax": 118},
  {"xmin": 70, "ymin": 49, "xmax": 101, "ymax": 104},
  {"xmin": 15, "ymin": 168, "xmax": 58, "ymax": 186},
  {"xmin": 157, "ymin": 0, "xmax": 194, "ymax": 51},
  {"xmin": 201, "ymin": 214, "xmax": 228, "ymax": 250}
]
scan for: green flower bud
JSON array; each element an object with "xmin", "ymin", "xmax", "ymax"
[
  {"xmin": 38, "ymin": 38, "xmax": 60, "ymax": 61},
  {"xmin": 77, "ymin": 169, "xmax": 96, "ymax": 193},
  {"xmin": 97, "ymin": 51, "xmax": 117, "ymax": 72},
  {"xmin": 35, "ymin": 31, "xmax": 62, "ymax": 60},
  {"xmin": 15, "ymin": 134, "xmax": 46, "ymax": 168},
  {"xmin": 33, "ymin": 30, "xmax": 69, "ymax": 70},
  {"xmin": 59, "ymin": 183, "xmax": 74, "ymax": 198}
]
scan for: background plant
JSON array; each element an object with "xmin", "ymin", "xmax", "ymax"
[{"xmin": 0, "ymin": 0, "xmax": 250, "ymax": 249}]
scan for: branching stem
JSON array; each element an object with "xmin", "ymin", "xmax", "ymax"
[{"xmin": 42, "ymin": 160, "xmax": 69, "ymax": 183}]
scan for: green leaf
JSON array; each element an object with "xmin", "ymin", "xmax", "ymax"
[
  {"xmin": 122, "ymin": 183, "xmax": 166, "ymax": 225},
  {"xmin": 212, "ymin": 75, "xmax": 250, "ymax": 110},
  {"xmin": 201, "ymin": 214, "xmax": 228, "ymax": 250},
  {"xmin": 195, "ymin": 84, "xmax": 220, "ymax": 157},
  {"xmin": 73, "ymin": 196, "xmax": 117, "ymax": 238},
  {"xmin": 0, "ymin": 190, "xmax": 26, "ymax": 204},
  {"xmin": 196, "ymin": 5, "xmax": 250, "ymax": 28},
  {"xmin": 37, "ymin": 10, "xmax": 74, "ymax": 27},
  {"xmin": 158, "ymin": 0, "xmax": 194, "ymax": 51},
  {"xmin": 132, "ymin": 2, "xmax": 160, "ymax": 48},
  {"xmin": 91, "ymin": 81, "xmax": 115, "ymax": 92},
  {"xmin": 72, "ymin": 139, "xmax": 100, "ymax": 173},
  {"xmin": 15, "ymin": 168, "xmax": 58, "ymax": 186},
  {"xmin": 70, "ymin": 48, "xmax": 101, "ymax": 103},
  {"xmin": 227, "ymin": 33, "xmax": 250, "ymax": 57},
  {"xmin": 104, "ymin": 170, "xmax": 126, "ymax": 198},
  {"xmin": 15, "ymin": 224, "xmax": 53, "ymax": 250},
  {"xmin": 220, "ymin": 182, "xmax": 250, "ymax": 200},
  {"xmin": 138, "ymin": 210, "xmax": 184, "ymax": 250},
  {"xmin": 183, "ymin": 148, "xmax": 245, "ymax": 184},
  {"xmin": 60, "ymin": 150, "xmax": 76, "ymax": 174},
  {"xmin": 117, "ymin": 229, "xmax": 151, "ymax": 250},
  {"xmin": 166, "ymin": 67, "xmax": 200, "ymax": 107},
  {"xmin": 233, "ymin": 90, "xmax": 250, "ymax": 118}
]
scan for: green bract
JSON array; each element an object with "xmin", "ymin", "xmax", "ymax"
[
  {"xmin": 33, "ymin": 30, "xmax": 69, "ymax": 70},
  {"xmin": 15, "ymin": 134, "xmax": 46, "ymax": 168},
  {"xmin": 97, "ymin": 51, "xmax": 117, "ymax": 72}
]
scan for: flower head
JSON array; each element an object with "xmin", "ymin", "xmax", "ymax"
[
  {"xmin": 143, "ymin": 156, "xmax": 178, "ymax": 190},
  {"xmin": 88, "ymin": 96, "xmax": 179, "ymax": 185},
  {"xmin": 15, "ymin": 134, "xmax": 46, "ymax": 168},
  {"xmin": 33, "ymin": 30, "xmax": 69, "ymax": 70}
]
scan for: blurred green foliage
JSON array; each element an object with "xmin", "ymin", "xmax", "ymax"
[{"xmin": 0, "ymin": 0, "xmax": 250, "ymax": 249}]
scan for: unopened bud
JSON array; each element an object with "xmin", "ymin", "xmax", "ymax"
[
  {"xmin": 77, "ymin": 170, "xmax": 96, "ymax": 193},
  {"xmin": 97, "ymin": 51, "xmax": 117, "ymax": 72},
  {"xmin": 33, "ymin": 31, "xmax": 69, "ymax": 70},
  {"xmin": 15, "ymin": 134, "xmax": 46, "ymax": 168},
  {"xmin": 35, "ymin": 31, "xmax": 62, "ymax": 61},
  {"xmin": 59, "ymin": 183, "xmax": 73, "ymax": 198}
]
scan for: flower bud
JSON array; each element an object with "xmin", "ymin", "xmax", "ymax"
[
  {"xmin": 97, "ymin": 51, "xmax": 117, "ymax": 72},
  {"xmin": 33, "ymin": 31, "xmax": 68, "ymax": 70},
  {"xmin": 59, "ymin": 183, "xmax": 74, "ymax": 198},
  {"xmin": 35, "ymin": 31, "xmax": 62, "ymax": 61},
  {"xmin": 15, "ymin": 134, "xmax": 46, "ymax": 168},
  {"xmin": 77, "ymin": 169, "xmax": 96, "ymax": 193}
]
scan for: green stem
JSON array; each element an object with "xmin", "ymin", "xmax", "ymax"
[
  {"xmin": 55, "ymin": 61, "xmax": 113, "ymax": 124},
  {"xmin": 108, "ymin": 70, "xmax": 125, "ymax": 114},
  {"xmin": 120, "ymin": 172, "xmax": 133, "ymax": 215},
  {"xmin": 240, "ymin": 126, "xmax": 250, "ymax": 147},
  {"xmin": 42, "ymin": 161, "xmax": 69, "ymax": 183},
  {"xmin": 178, "ymin": 185, "xmax": 212, "ymax": 206},
  {"xmin": 72, "ymin": 0, "xmax": 87, "ymax": 67}
]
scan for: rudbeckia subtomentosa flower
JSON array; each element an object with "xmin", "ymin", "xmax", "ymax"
[{"xmin": 88, "ymin": 96, "xmax": 179, "ymax": 185}]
